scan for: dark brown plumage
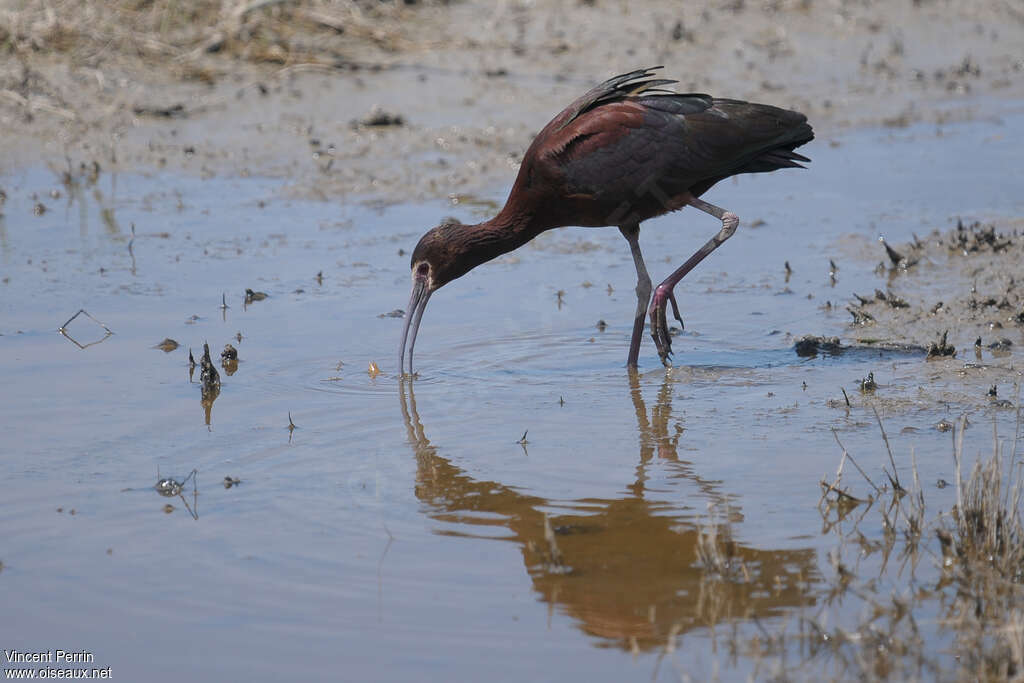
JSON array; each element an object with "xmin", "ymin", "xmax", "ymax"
[{"xmin": 400, "ymin": 67, "xmax": 813, "ymax": 374}]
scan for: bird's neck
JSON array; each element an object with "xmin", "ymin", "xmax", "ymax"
[
  {"xmin": 484, "ymin": 199, "xmax": 545, "ymax": 246},
  {"xmin": 453, "ymin": 201, "xmax": 545, "ymax": 271}
]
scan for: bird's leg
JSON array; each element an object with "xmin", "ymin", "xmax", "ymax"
[
  {"xmin": 650, "ymin": 197, "xmax": 739, "ymax": 366},
  {"xmin": 619, "ymin": 223, "xmax": 652, "ymax": 369}
]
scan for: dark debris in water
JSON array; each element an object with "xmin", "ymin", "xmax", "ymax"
[
  {"xmin": 200, "ymin": 342, "xmax": 221, "ymax": 398},
  {"xmin": 794, "ymin": 334, "xmax": 927, "ymax": 358},
  {"xmin": 874, "ymin": 289, "xmax": 909, "ymax": 308},
  {"xmin": 132, "ymin": 103, "xmax": 187, "ymax": 119},
  {"xmin": 245, "ymin": 288, "xmax": 268, "ymax": 304},
  {"xmin": 986, "ymin": 385, "xmax": 1015, "ymax": 408},
  {"xmin": 879, "ymin": 237, "xmax": 919, "ymax": 270},
  {"xmin": 794, "ymin": 335, "xmax": 844, "ymax": 357},
  {"xmin": 154, "ymin": 338, "xmax": 179, "ymax": 352},
  {"xmin": 926, "ymin": 330, "xmax": 956, "ymax": 359},
  {"xmin": 844, "ymin": 219, "xmax": 1024, "ymax": 360},
  {"xmin": 946, "ymin": 219, "xmax": 1015, "ymax": 254},
  {"xmin": 153, "ymin": 468, "xmax": 198, "ymax": 519},
  {"xmin": 860, "ymin": 372, "xmax": 877, "ymax": 393},
  {"xmin": 155, "ymin": 468, "xmax": 196, "ymax": 498},
  {"xmin": 287, "ymin": 411, "xmax": 297, "ymax": 442},
  {"xmin": 853, "ymin": 289, "xmax": 908, "ymax": 309},
  {"xmin": 220, "ymin": 343, "xmax": 239, "ymax": 375},
  {"xmin": 847, "ymin": 306, "xmax": 875, "ymax": 326},
  {"xmin": 58, "ymin": 308, "xmax": 114, "ymax": 349},
  {"xmin": 379, "ymin": 309, "xmax": 405, "ymax": 318},
  {"xmin": 352, "ymin": 106, "xmax": 405, "ymax": 128}
]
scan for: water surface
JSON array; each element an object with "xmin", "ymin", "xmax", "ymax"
[{"xmin": 2, "ymin": 109, "xmax": 1023, "ymax": 681}]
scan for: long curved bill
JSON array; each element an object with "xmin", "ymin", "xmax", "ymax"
[{"xmin": 399, "ymin": 276, "xmax": 432, "ymax": 377}]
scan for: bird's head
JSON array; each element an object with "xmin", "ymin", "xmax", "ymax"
[
  {"xmin": 400, "ymin": 218, "xmax": 475, "ymax": 376},
  {"xmin": 410, "ymin": 217, "xmax": 481, "ymax": 289}
]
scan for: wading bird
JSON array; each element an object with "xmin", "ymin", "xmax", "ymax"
[{"xmin": 400, "ymin": 67, "xmax": 812, "ymax": 374}]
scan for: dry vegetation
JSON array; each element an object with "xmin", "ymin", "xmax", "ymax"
[
  {"xmin": 0, "ymin": 0, "xmax": 423, "ymax": 68},
  {"xmin": 678, "ymin": 400, "xmax": 1024, "ymax": 682},
  {"xmin": 2, "ymin": 0, "xmax": 1021, "ymax": 196},
  {"xmin": 0, "ymin": 0, "xmax": 434, "ymax": 130}
]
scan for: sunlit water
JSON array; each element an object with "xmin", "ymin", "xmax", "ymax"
[{"xmin": 2, "ymin": 108, "xmax": 1023, "ymax": 681}]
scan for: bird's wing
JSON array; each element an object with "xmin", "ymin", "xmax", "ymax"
[
  {"xmin": 545, "ymin": 95, "xmax": 812, "ymax": 204},
  {"xmin": 542, "ymin": 96, "xmax": 712, "ymax": 203},
  {"xmin": 543, "ymin": 66, "xmax": 679, "ymax": 135},
  {"xmin": 664, "ymin": 98, "xmax": 813, "ymax": 175}
]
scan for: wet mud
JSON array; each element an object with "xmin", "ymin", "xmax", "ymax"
[{"xmin": 3, "ymin": 1, "xmax": 1024, "ymax": 200}]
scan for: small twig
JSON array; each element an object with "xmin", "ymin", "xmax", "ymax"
[
  {"xmin": 841, "ymin": 387, "xmax": 851, "ymax": 407},
  {"xmin": 883, "ymin": 468, "xmax": 901, "ymax": 492},
  {"xmin": 1009, "ymin": 384, "xmax": 1023, "ymax": 517},
  {"xmin": 128, "ymin": 223, "xmax": 136, "ymax": 275},
  {"xmin": 287, "ymin": 411, "xmax": 297, "ymax": 443},
  {"xmin": 872, "ymin": 405, "xmax": 903, "ymax": 491},
  {"xmin": 820, "ymin": 480, "xmax": 866, "ymax": 504},
  {"xmin": 59, "ymin": 308, "xmax": 112, "ymax": 335},
  {"xmin": 834, "ymin": 447, "xmax": 848, "ymax": 481},
  {"xmin": 58, "ymin": 309, "xmax": 114, "ymax": 349},
  {"xmin": 0, "ymin": 89, "xmax": 76, "ymax": 120},
  {"xmin": 232, "ymin": 0, "xmax": 292, "ymax": 19},
  {"xmin": 542, "ymin": 513, "xmax": 563, "ymax": 567},
  {"xmin": 910, "ymin": 446, "xmax": 924, "ymax": 513},
  {"xmin": 953, "ymin": 413, "xmax": 967, "ymax": 513},
  {"xmin": 1012, "ymin": 382, "xmax": 1021, "ymax": 463},
  {"xmin": 832, "ymin": 429, "xmax": 881, "ymax": 493}
]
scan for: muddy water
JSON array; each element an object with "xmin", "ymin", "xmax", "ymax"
[{"xmin": 2, "ymin": 109, "xmax": 1023, "ymax": 681}]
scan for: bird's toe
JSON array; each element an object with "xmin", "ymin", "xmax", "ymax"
[
  {"xmin": 649, "ymin": 304, "xmax": 675, "ymax": 366},
  {"xmin": 667, "ymin": 292, "xmax": 685, "ymax": 329}
]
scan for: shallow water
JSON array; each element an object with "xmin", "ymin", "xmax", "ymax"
[{"xmin": 2, "ymin": 108, "xmax": 1023, "ymax": 681}]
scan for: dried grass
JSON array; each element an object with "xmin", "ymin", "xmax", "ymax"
[
  {"xmin": 694, "ymin": 397, "xmax": 1024, "ymax": 682},
  {"xmin": 0, "ymin": 0, "xmax": 427, "ymax": 71}
]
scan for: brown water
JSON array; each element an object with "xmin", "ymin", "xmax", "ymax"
[{"xmin": 2, "ymin": 108, "xmax": 1023, "ymax": 681}]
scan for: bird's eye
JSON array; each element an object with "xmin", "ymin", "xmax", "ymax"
[{"xmin": 416, "ymin": 263, "xmax": 430, "ymax": 277}]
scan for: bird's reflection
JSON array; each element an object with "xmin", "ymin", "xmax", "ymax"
[{"xmin": 399, "ymin": 374, "xmax": 817, "ymax": 651}]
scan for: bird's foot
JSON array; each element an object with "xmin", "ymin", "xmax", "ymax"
[{"xmin": 649, "ymin": 286, "xmax": 685, "ymax": 367}]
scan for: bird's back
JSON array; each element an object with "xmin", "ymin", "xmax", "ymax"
[{"xmin": 514, "ymin": 68, "xmax": 813, "ymax": 228}]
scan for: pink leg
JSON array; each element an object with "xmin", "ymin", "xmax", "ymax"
[{"xmin": 649, "ymin": 197, "xmax": 739, "ymax": 366}]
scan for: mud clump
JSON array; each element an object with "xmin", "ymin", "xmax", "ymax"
[
  {"xmin": 926, "ymin": 330, "xmax": 956, "ymax": 359},
  {"xmin": 352, "ymin": 106, "xmax": 405, "ymax": 128},
  {"xmin": 199, "ymin": 342, "xmax": 220, "ymax": 399},
  {"xmin": 792, "ymin": 334, "xmax": 926, "ymax": 359},
  {"xmin": 837, "ymin": 219, "xmax": 1024, "ymax": 361},
  {"xmin": 947, "ymin": 219, "xmax": 1015, "ymax": 254},
  {"xmin": 244, "ymin": 288, "xmax": 268, "ymax": 304},
  {"xmin": 794, "ymin": 335, "xmax": 843, "ymax": 357},
  {"xmin": 220, "ymin": 344, "xmax": 237, "ymax": 361},
  {"xmin": 154, "ymin": 338, "xmax": 179, "ymax": 352}
]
